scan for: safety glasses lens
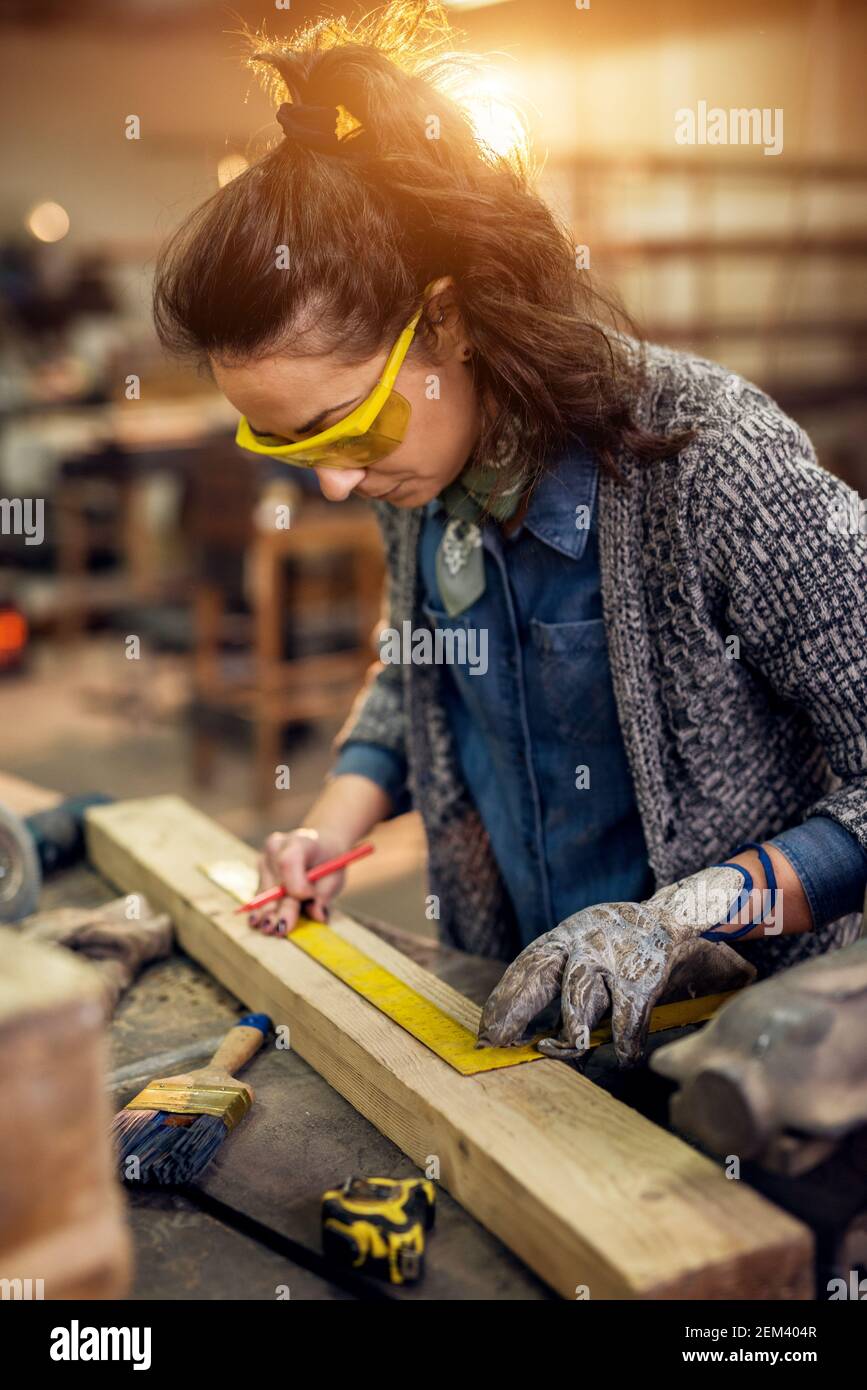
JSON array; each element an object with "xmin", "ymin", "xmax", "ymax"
[{"xmin": 243, "ymin": 391, "xmax": 411, "ymax": 470}]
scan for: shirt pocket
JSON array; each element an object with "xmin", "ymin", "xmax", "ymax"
[{"xmin": 528, "ymin": 617, "xmax": 622, "ymax": 747}]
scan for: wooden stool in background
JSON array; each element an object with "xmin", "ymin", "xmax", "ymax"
[{"xmin": 192, "ymin": 494, "xmax": 385, "ymax": 807}]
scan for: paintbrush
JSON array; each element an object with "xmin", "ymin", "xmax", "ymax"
[{"xmin": 112, "ymin": 1013, "xmax": 271, "ymax": 1185}]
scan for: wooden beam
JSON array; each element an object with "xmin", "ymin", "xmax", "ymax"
[
  {"xmin": 0, "ymin": 772, "xmax": 60, "ymax": 817},
  {"xmin": 86, "ymin": 796, "xmax": 813, "ymax": 1300}
]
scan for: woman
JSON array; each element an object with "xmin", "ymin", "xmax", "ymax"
[{"xmin": 153, "ymin": 3, "xmax": 867, "ymax": 1066}]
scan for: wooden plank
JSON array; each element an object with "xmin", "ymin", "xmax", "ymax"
[
  {"xmin": 85, "ymin": 795, "xmax": 814, "ymax": 1300},
  {"xmin": 0, "ymin": 772, "xmax": 60, "ymax": 817}
]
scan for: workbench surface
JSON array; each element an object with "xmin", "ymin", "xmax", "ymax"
[
  {"xmin": 44, "ymin": 860, "xmax": 866, "ymax": 1300},
  {"xmin": 49, "ymin": 862, "xmax": 555, "ymax": 1299}
]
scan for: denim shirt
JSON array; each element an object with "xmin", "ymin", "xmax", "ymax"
[
  {"xmin": 416, "ymin": 443, "xmax": 655, "ymax": 946},
  {"xmin": 333, "ymin": 443, "xmax": 867, "ymax": 944}
]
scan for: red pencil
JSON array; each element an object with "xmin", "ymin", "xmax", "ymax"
[{"xmin": 235, "ymin": 842, "xmax": 375, "ymax": 915}]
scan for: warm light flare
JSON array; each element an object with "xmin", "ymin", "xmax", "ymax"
[
  {"xmin": 26, "ymin": 201, "xmax": 70, "ymax": 243},
  {"xmin": 462, "ymin": 74, "xmax": 530, "ymax": 163},
  {"xmin": 218, "ymin": 153, "xmax": 249, "ymax": 187}
]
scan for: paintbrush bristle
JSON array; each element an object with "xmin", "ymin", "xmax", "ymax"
[
  {"xmin": 111, "ymin": 1012, "xmax": 269, "ymax": 1184},
  {"xmin": 112, "ymin": 1107, "xmax": 228, "ymax": 1185}
]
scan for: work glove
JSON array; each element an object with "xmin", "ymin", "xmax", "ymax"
[
  {"xmin": 478, "ymin": 864, "xmax": 758, "ymax": 1067},
  {"xmin": 21, "ymin": 897, "xmax": 173, "ymax": 1019}
]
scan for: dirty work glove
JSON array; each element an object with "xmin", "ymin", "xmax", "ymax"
[{"xmin": 478, "ymin": 862, "xmax": 762, "ymax": 1068}]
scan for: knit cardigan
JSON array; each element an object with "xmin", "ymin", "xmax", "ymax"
[{"xmin": 333, "ymin": 337, "xmax": 867, "ymax": 971}]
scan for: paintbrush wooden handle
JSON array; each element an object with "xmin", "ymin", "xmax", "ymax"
[{"xmin": 205, "ymin": 1014, "xmax": 271, "ymax": 1077}]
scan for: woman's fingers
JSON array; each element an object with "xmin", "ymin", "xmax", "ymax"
[
  {"xmin": 250, "ymin": 831, "xmax": 349, "ymax": 935},
  {"xmin": 271, "ymin": 896, "xmax": 302, "ymax": 937},
  {"xmin": 249, "ymin": 851, "xmax": 279, "ymax": 931},
  {"xmin": 255, "ymin": 848, "xmax": 278, "ymax": 890},
  {"xmin": 250, "ymin": 831, "xmax": 322, "ymax": 932},
  {"xmin": 305, "ymin": 868, "xmax": 343, "ymax": 905},
  {"xmin": 269, "ymin": 833, "xmax": 320, "ymax": 900},
  {"xmin": 478, "ymin": 937, "xmax": 569, "ymax": 1047},
  {"xmin": 305, "ymin": 896, "xmax": 331, "ymax": 924}
]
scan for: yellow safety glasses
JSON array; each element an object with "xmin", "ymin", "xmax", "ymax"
[{"xmin": 234, "ymin": 290, "xmax": 430, "ymax": 470}]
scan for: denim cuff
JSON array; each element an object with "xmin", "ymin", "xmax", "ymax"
[
  {"xmin": 329, "ymin": 741, "xmax": 412, "ymax": 820},
  {"xmin": 769, "ymin": 816, "xmax": 867, "ymax": 930}
]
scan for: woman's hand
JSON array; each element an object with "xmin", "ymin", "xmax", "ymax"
[
  {"xmin": 252, "ymin": 826, "xmax": 350, "ymax": 936},
  {"xmin": 479, "ymin": 864, "xmax": 756, "ymax": 1066},
  {"xmin": 251, "ymin": 772, "xmax": 394, "ymax": 936}
]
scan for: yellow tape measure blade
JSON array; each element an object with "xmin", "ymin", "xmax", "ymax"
[
  {"xmin": 199, "ymin": 861, "xmax": 734, "ymax": 1075},
  {"xmin": 288, "ymin": 922, "xmax": 542, "ymax": 1076}
]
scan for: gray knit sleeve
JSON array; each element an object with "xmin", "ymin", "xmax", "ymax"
[
  {"xmin": 332, "ymin": 503, "xmax": 407, "ymax": 760},
  {"xmin": 689, "ymin": 405, "xmax": 867, "ymax": 852}
]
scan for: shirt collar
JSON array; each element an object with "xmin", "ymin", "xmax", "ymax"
[
  {"xmin": 426, "ymin": 439, "xmax": 597, "ymax": 561},
  {"xmin": 521, "ymin": 440, "xmax": 598, "ymax": 559}
]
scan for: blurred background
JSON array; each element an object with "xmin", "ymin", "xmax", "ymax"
[{"xmin": 0, "ymin": 0, "xmax": 865, "ymax": 927}]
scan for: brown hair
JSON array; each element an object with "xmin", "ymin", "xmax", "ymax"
[{"xmin": 153, "ymin": 1, "xmax": 695, "ymax": 486}]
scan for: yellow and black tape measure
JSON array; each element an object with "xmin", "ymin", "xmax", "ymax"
[{"xmin": 321, "ymin": 1176, "xmax": 436, "ymax": 1286}]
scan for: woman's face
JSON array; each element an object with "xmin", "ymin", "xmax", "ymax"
[{"xmin": 211, "ymin": 286, "xmax": 481, "ymax": 508}]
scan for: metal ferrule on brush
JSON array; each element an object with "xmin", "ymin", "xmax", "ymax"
[{"xmin": 125, "ymin": 1080, "xmax": 252, "ymax": 1130}]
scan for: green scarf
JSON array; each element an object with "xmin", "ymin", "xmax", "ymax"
[{"xmin": 435, "ymin": 423, "xmax": 527, "ymax": 618}]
